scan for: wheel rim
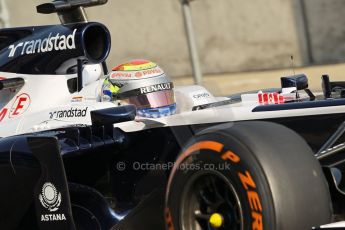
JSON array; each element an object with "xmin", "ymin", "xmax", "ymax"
[{"xmin": 180, "ymin": 171, "xmax": 243, "ymax": 230}]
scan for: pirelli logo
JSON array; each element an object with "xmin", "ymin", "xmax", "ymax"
[{"xmin": 140, "ymin": 82, "xmax": 172, "ymax": 94}]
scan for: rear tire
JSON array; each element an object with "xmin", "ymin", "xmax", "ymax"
[
  {"xmin": 69, "ymin": 183, "xmax": 118, "ymax": 230},
  {"xmin": 165, "ymin": 121, "xmax": 332, "ymax": 230}
]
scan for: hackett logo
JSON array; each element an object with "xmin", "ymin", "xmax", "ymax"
[{"xmin": 8, "ymin": 29, "xmax": 77, "ymax": 58}]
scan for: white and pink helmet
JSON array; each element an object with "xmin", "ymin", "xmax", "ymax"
[{"xmin": 105, "ymin": 60, "xmax": 176, "ymax": 118}]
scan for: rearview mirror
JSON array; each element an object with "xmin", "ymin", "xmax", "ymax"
[
  {"xmin": 91, "ymin": 105, "xmax": 137, "ymax": 126},
  {"xmin": 281, "ymin": 74, "xmax": 308, "ymax": 90}
]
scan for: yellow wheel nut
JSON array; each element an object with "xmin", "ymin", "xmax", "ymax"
[{"xmin": 209, "ymin": 213, "xmax": 223, "ymax": 228}]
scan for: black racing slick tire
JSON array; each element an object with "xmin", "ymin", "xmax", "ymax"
[{"xmin": 165, "ymin": 121, "xmax": 332, "ymax": 230}]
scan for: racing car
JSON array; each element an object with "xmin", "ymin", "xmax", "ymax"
[{"xmin": 1, "ymin": 0, "xmax": 345, "ymax": 229}]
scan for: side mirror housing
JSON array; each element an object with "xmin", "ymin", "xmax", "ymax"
[
  {"xmin": 91, "ymin": 105, "xmax": 136, "ymax": 126},
  {"xmin": 281, "ymin": 74, "xmax": 308, "ymax": 90}
]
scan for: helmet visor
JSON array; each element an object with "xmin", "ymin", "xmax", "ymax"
[{"xmin": 122, "ymin": 90, "xmax": 175, "ymax": 109}]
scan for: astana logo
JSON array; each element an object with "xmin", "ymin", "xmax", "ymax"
[{"xmin": 39, "ymin": 182, "xmax": 62, "ymax": 212}]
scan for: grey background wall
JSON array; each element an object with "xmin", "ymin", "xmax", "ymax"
[
  {"xmin": 303, "ymin": 0, "xmax": 345, "ymax": 64},
  {"xmin": 2, "ymin": 0, "xmax": 345, "ymax": 77}
]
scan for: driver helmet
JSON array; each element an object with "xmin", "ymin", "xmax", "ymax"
[{"xmin": 102, "ymin": 59, "xmax": 176, "ymax": 118}]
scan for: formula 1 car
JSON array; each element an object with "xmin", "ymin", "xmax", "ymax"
[{"xmin": 1, "ymin": 0, "xmax": 345, "ymax": 230}]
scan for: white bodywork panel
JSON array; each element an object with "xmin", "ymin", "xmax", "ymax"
[
  {"xmin": 0, "ymin": 70, "xmax": 344, "ymax": 138},
  {"xmin": 318, "ymin": 221, "xmax": 345, "ymax": 228}
]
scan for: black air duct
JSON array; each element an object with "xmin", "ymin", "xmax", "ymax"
[{"xmin": 0, "ymin": 22, "xmax": 111, "ymax": 75}]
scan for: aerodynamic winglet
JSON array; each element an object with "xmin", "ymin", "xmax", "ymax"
[
  {"xmin": 0, "ymin": 77, "xmax": 25, "ymax": 90},
  {"xmin": 37, "ymin": 0, "xmax": 108, "ymax": 14}
]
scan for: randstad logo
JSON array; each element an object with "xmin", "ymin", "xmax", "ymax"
[{"xmin": 8, "ymin": 29, "xmax": 77, "ymax": 58}]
